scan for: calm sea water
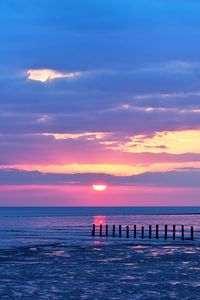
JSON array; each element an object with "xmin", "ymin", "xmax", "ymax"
[{"xmin": 0, "ymin": 207, "xmax": 199, "ymax": 299}]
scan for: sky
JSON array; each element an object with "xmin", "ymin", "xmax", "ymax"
[{"xmin": 0, "ymin": 0, "xmax": 200, "ymax": 206}]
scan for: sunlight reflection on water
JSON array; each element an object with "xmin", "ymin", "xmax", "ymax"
[{"xmin": 93, "ymin": 215, "xmax": 107, "ymax": 225}]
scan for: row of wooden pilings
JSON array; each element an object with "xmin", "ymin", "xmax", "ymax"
[{"xmin": 92, "ymin": 224, "xmax": 194, "ymax": 240}]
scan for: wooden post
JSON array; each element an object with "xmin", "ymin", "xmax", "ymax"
[
  {"xmin": 173, "ymin": 225, "xmax": 176, "ymax": 240},
  {"xmin": 141, "ymin": 226, "xmax": 144, "ymax": 239},
  {"xmin": 134, "ymin": 225, "xmax": 137, "ymax": 239},
  {"xmin": 165, "ymin": 225, "xmax": 168, "ymax": 240},
  {"xmin": 149, "ymin": 225, "xmax": 152, "ymax": 239},
  {"xmin": 156, "ymin": 224, "xmax": 159, "ymax": 239},
  {"xmin": 119, "ymin": 225, "xmax": 122, "ymax": 237},
  {"xmin": 92, "ymin": 224, "xmax": 95, "ymax": 236},
  {"xmin": 91, "ymin": 223, "xmax": 193, "ymax": 241},
  {"xmin": 100, "ymin": 224, "xmax": 102, "ymax": 236},
  {"xmin": 181, "ymin": 225, "xmax": 184, "ymax": 240},
  {"xmin": 126, "ymin": 226, "xmax": 129, "ymax": 238},
  {"xmin": 112, "ymin": 225, "xmax": 115, "ymax": 237},
  {"xmin": 106, "ymin": 224, "xmax": 108, "ymax": 237},
  {"xmin": 191, "ymin": 226, "xmax": 194, "ymax": 241}
]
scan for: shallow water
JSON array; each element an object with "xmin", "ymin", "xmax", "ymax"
[
  {"xmin": 0, "ymin": 207, "xmax": 199, "ymax": 299},
  {"xmin": 0, "ymin": 243, "xmax": 200, "ymax": 299}
]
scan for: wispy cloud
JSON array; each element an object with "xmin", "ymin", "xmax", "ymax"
[
  {"xmin": 37, "ymin": 114, "xmax": 51, "ymax": 123},
  {"xmin": 43, "ymin": 132, "xmax": 109, "ymax": 140},
  {"xmin": 27, "ymin": 69, "xmax": 81, "ymax": 82},
  {"xmin": 107, "ymin": 130, "xmax": 200, "ymax": 155},
  {"xmin": 134, "ymin": 91, "xmax": 200, "ymax": 100}
]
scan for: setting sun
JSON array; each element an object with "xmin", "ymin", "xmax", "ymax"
[{"xmin": 92, "ymin": 184, "xmax": 107, "ymax": 192}]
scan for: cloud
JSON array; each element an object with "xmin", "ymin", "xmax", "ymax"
[
  {"xmin": 0, "ymin": 168, "xmax": 200, "ymax": 187},
  {"xmin": 0, "ymin": 133, "xmax": 200, "ymax": 176},
  {"xmin": 37, "ymin": 114, "xmax": 51, "ymax": 123},
  {"xmin": 27, "ymin": 69, "xmax": 81, "ymax": 82},
  {"xmin": 0, "ymin": 107, "xmax": 200, "ymax": 136},
  {"xmin": 134, "ymin": 91, "xmax": 200, "ymax": 101},
  {"xmin": 1, "ymin": 60, "xmax": 200, "ymax": 118},
  {"xmin": 109, "ymin": 130, "xmax": 200, "ymax": 154},
  {"xmin": 44, "ymin": 132, "xmax": 109, "ymax": 140}
]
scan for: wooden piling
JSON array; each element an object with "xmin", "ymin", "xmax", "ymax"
[
  {"xmin": 173, "ymin": 225, "xmax": 176, "ymax": 240},
  {"xmin": 165, "ymin": 225, "xmax": 168, "ymax": 240},
  {"xmin": 191, "ymin": 226, "xmax": 194, "ymax": 241},
  {"xmin": 126, "ymin": 226, "xmax": 129, "ymax": 238},
  {"xmin": 106, "ymin": 224, "xmax": 108, "ymax": 237},
  {"xmin": 149, "ymin": 225, "xmax": 152, "ymax": 239},
  {"xmin": 112, "ymin": 225, "xmax": 115, "ymax": 237},
  {"xmin": 92, "ymin": 224, "xmax": 95, "ymax": 236},
  {"xmin": 181, "ymin": 225, "xmax": 184, "ymax": 240},
  {"xmin": 91, "ymin": 223, "xmax": 193, "ymax": 241},
  {"xmin": 100, "ymin": 224, "xmax": 102, "ymax": 236},
  {"xmin": 119, "ymin": 225, "xmax": 122, "ymax": 237},
  {"xmin": 156, "ymin": 224, "xmax": 159, "ymax": 239},
  {"xmin": 141, "ymin": 226, "xmax": 144, "ymax": 239},
  {"xmin": 134, "ymin": 225, "xmax": 137, "ymax": 239}
]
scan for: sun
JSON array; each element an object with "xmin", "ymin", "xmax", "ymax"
[{"xmin": 92, "ymin": 184, "xmax": 107, "ymax": 192}]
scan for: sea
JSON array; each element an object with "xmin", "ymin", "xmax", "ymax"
[{"xmin": 0, "ymin": 206, "xmax": 199, "ymax": 299}]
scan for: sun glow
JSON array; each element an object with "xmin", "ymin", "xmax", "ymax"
[{"xmin": 92, "ymin": 184, "xmax": 107, "ymax": 192}]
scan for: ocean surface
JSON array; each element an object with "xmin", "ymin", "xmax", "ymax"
[{"xmin": 0, "ymin": 207, "xmax": 199, "ymax": 299}]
